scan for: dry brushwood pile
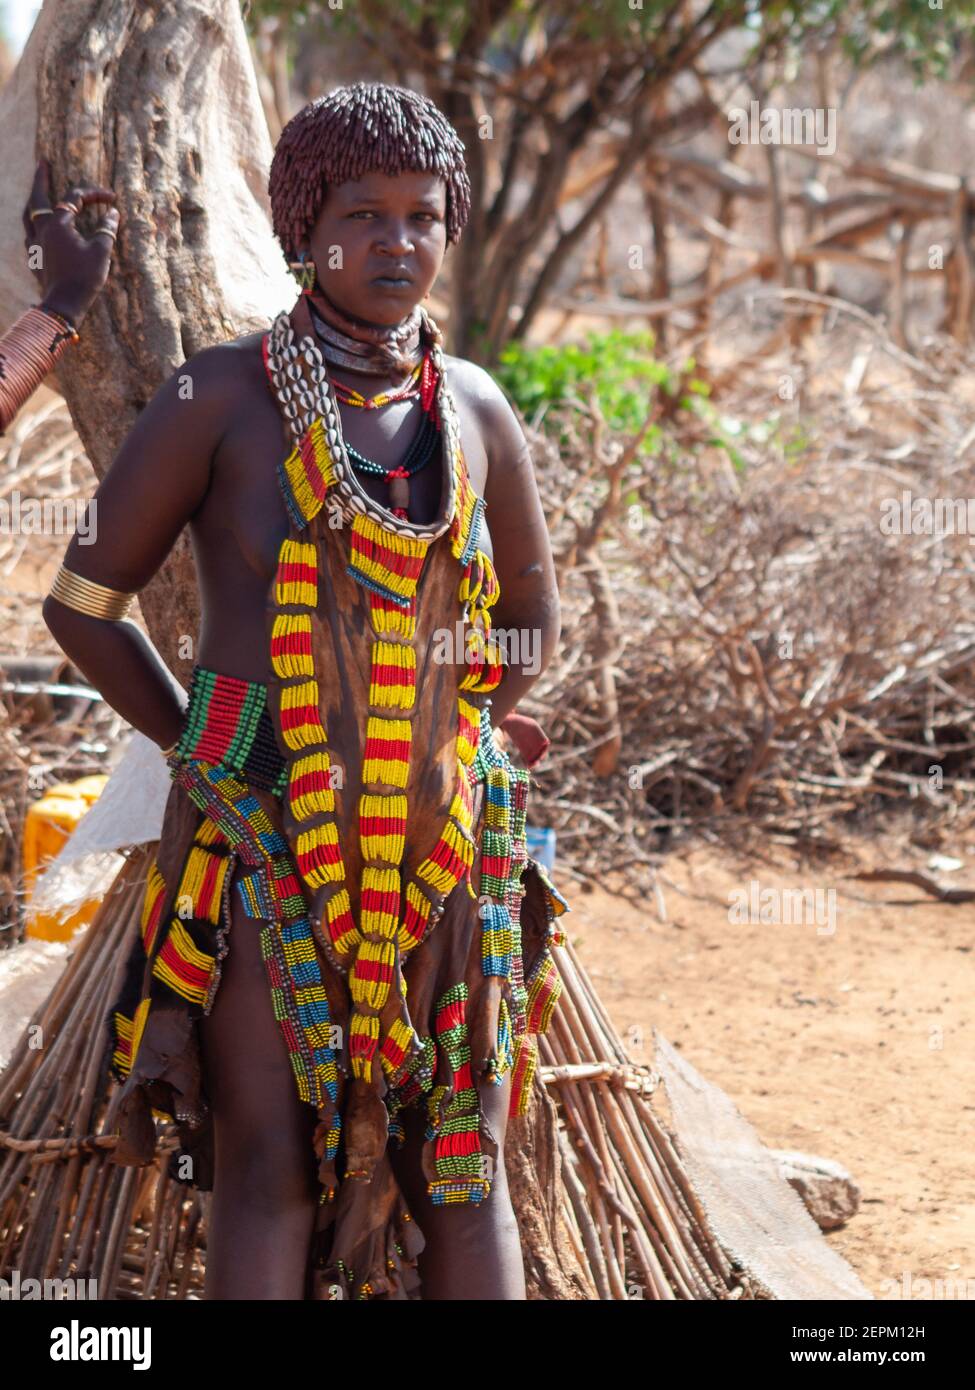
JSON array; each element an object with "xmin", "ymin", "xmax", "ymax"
[{"xmin": 521, "ymin": 310, "xmax": 975, "ymax": 882}]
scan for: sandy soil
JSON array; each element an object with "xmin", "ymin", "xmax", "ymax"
[{"xmin": 564, "ymin": 829, "xmax": 975, "ymax": 1300}]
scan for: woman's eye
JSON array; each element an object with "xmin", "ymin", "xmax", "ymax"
[{"xmin": 349, "ymin": 211, "xmax": 437, "ymax": 221}]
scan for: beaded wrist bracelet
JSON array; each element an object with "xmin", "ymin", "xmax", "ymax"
[
  {"xmin": 0, "ymin": 305, "xmax": 80, "ymax": 434},
  {"xmin": 38, "ymin": 304, "xmax": 80, "ymax": 341}
]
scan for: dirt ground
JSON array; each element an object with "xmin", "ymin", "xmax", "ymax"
[{"xmin": 564, "ymin": 829, "xmax": 975, "ymax": 1300}]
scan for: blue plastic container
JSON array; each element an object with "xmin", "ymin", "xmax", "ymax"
[{"xmin": 525, "ymin": 826, "xmax": 557, "ymax": 871}]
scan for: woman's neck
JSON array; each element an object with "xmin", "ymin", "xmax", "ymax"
[
  {"xmin": 315, "ymin": 285, "xmax": 406, "ymax": 333},
  {"xmin": 306, "ymin": 285, "xmax": 424, "ymax": 377}
]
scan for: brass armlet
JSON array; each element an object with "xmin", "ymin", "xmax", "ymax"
[{"xmin": 48, "ymin": 564, "xmax": 135, "ymax": 621}]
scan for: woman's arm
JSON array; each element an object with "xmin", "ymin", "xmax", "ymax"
[
  {"xmin": 480, "ymin": 387, "xmax": 561, "ymax": 729},
  {"xmin": 41, "ymin": 347, "xmax": 236, "ymax": 750}
]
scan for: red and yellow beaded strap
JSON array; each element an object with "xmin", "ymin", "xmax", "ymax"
[
  {"xmin": 114, "ymin": 819, "xmax": 234, "ymax": 1085},
  {"xmin": 509, "ymin": 1032, "xmax": 539, "ymax": 1117},
  {"xmin": 151, "ymin": 817, "xmax": 233, "ymax": 1009},
  {"xmin": 387, "ymin": 429, "xmax": 493, "ymax": 961},
  {"xmin": 385, "ymin": 436, "xmax": 496, "ymax": 958},
  {"xmin": 278, "ymin": 418, "xmax": 338, "ymax": 528},
  {"xmin": 139, "ymin": 862, "xmax": 168, "ymax": 958},
  {"xmin": 263, "ymin": 329, "xmax": 359, "ymax": 966},
  {"xmin": 111, "ymin": 996, "xmax": 151, "ymax": 1083},
  {"xmin": 269, "ymin": 535, "xmax": 354, "ymax": 967},
  {"xmin": 346, "ymin": 527, "xmax": 429, "ymax": 1087},
  {"xmin": 109, "ymin": 858, "xmax": 165, "ymax": 1080},
  {"xmin": 446, "ymin": 422, "xmax": 504, "ymax": 695}
]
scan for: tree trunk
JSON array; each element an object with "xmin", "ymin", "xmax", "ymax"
[
  {"xmin": 0, "ymin": 0, "xmax": 588, "ymax": 1297},
  {"xmin": 2, "ymin": 0, "xmax": 295, "ymax": 685}
]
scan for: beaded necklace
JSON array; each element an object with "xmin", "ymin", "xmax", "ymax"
[
  {"xmin": 263, "ymin": 298, "xmax": 453, "ymax": 542},
  {"xmin": 307, "ymin": 312, "xmax": 438, "ymax": 516},
  {"xmin": 343, "ymin": 402, "xmax": 441, "ymax": 516},
  {"xmin": 329, "ymin": 359, "xmax": 424, "ymax": 409}
]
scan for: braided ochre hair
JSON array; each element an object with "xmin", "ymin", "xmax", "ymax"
[{"xmin": 269, "ymin": 81, "xmax": 472, "ymax": 260}]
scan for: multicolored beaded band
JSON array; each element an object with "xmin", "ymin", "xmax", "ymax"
[
  {"xmin": 173, "ymin": 664, "xmax": 287, "ymax": 798},
  {"xmin": 426, "ymin": 981, "xmax": 491, "ymax": 1205},
  {"xmin": 169, "ymin": 756, "xmax": 341, "ymax": 1135}
]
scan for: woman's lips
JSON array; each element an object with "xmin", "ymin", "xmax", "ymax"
[{"xmin": 371, "ymin": 276, "xmax": 413, "ymax": 290}]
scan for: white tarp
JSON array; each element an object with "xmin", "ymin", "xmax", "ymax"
[
  {"xmin": 0, "ymin": 733, "xmax": 170, "ymax": 1067},
  {"xmin": 25, "ymin": 731, "xmax": 170, "ymax": 923}
]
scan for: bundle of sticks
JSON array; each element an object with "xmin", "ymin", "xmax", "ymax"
[
  {"xmin": 538, "ymin": 938, "xmax": 737, "ymax": 1299},
  {"xmin": 0, "ymin": 849, "xmax": 207, "ymax": 1299},
  {"xmin": 0, "ymin": 847, "xmax": 748, "ymax": 1300}
]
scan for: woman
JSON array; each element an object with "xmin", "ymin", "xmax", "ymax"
[
  {"xmin": 0, "ymin": 159, "xmax": 118, "ymax": 433},
  {"xmin": 42, "ymin": 82, "xmax": 566, "ymax": 1301}
]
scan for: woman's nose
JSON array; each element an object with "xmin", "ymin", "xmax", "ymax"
[{"xmin": 376, "ymin": 222, "xmax": 414, "ymax": 254}]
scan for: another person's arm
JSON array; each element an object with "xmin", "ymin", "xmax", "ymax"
[{"xmin": 0, "ymin": 159, "xmax": 118, "ymax": 434}]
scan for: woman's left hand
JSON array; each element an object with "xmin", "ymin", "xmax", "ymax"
[
  {"xmin": 499, "ymin": 711, "xmax": 550, "ymax": 768},
  {"xmin": 22, "ymin": 158, "xmax": 119, "ymax": 327}
]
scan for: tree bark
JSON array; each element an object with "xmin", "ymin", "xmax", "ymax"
[
  {"xmin": 5, "ymin": 0, "xmax": 295, "ymax": 685},
  {"xmin": 1, "ymin": 0, "xmax": 588, "ymax": 1298}
]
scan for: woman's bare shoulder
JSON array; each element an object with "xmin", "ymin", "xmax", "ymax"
[
  {"xmin": 441, "ymin": 352, "xmax": 511, "ymax": 418},
  {"xmin": 442, "ymin": 352, "xmax": 530, "ymax": 473},
  {"xmin": 180, "ymin": 329, "xmax": 268, "ymax": 394}
]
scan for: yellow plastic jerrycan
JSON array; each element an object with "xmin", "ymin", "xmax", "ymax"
[{"xmin": 22, "ymin": 774, "xmax": 109, "ymax": 941}]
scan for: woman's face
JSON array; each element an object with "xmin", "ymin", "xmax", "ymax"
[{"xmin": 303, "ymin": 167, "xmax": 448, "ymax": 328}]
